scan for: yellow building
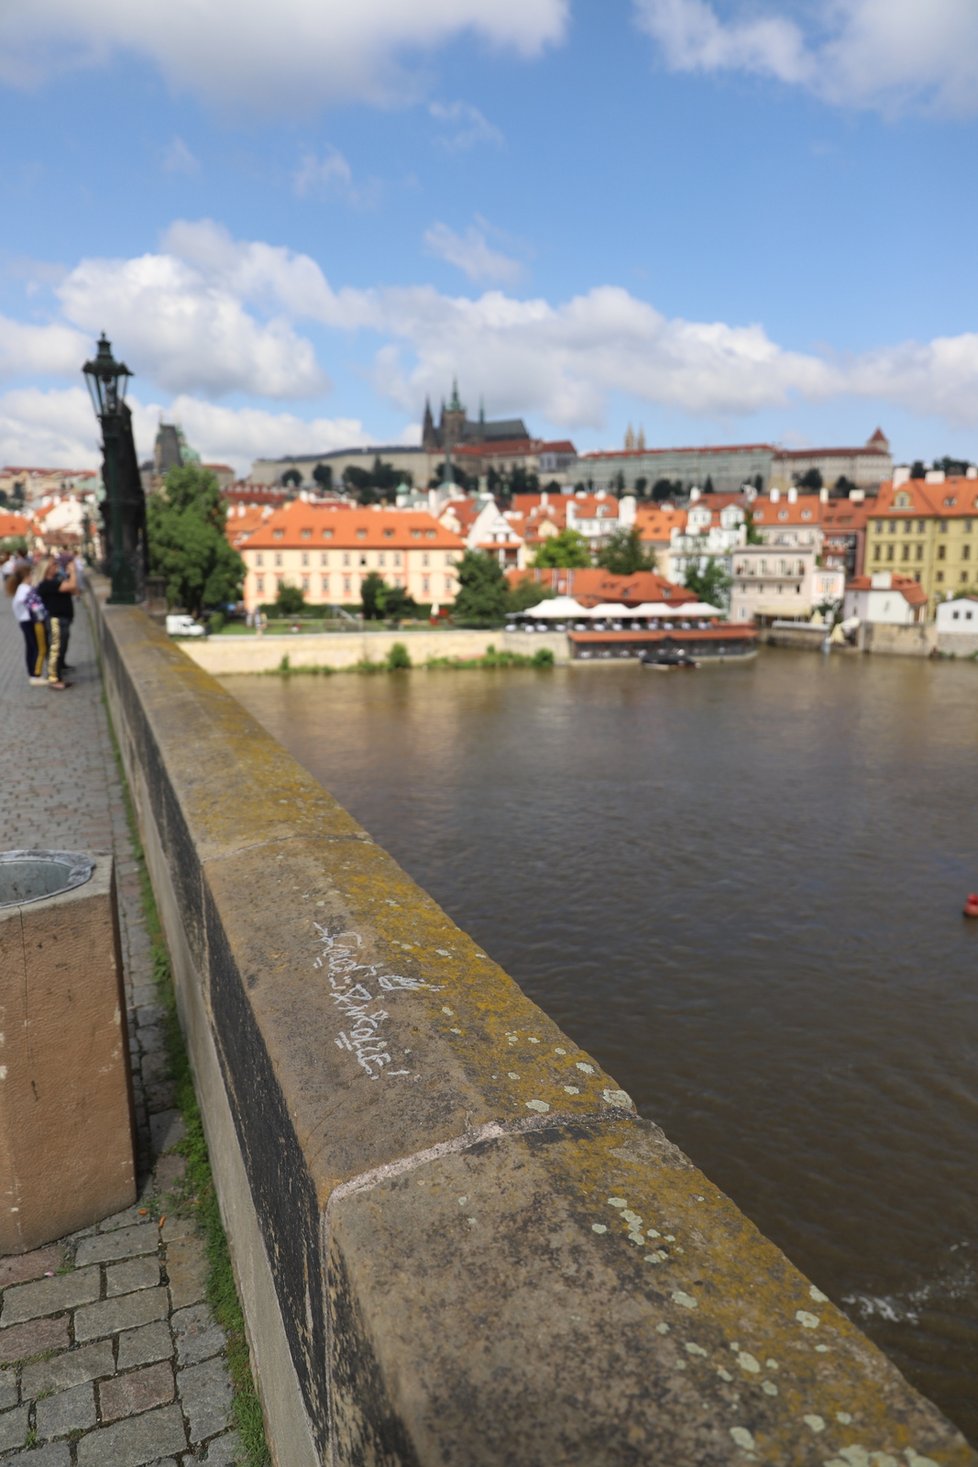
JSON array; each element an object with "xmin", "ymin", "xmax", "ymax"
[
  {"xmin": 237, "ymin": 501, "xmax": 465, "ymax": 611},
  {"xmin": 864, "ymin": 477, "xmax": 978, "ymax": 614}
]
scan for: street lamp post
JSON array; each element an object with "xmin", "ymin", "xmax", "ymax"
[{"xmin": 82, "ymin": 333, "xmax": 146, "ymax": 604}]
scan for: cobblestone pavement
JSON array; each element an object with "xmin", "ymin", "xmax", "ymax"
[{"xmin": 1, "ymin": 600, "xmax": 243, "ymax": 1465}]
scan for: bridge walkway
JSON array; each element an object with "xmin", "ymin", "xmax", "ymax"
[{"xmin": 0, "ymin": 596, "xmax": 243, "ymax": 1466}]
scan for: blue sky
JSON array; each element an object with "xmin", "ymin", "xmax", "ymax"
[{"xmin": 1, "ymin": 0, "xmax": 977, "ymax": 476}]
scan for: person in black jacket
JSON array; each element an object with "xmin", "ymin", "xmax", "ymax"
[{"xmin": 36, "ymin": 554, "xmax": 77, "ymax": 689}]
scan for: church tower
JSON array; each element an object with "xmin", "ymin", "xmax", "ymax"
[
  {"xmin": 441, "ymin": 377, "xmax": 467, "ymax": 454},
  {"xmin": 422, "ymin": 397, "xmax": 436, "ymax": 452}
]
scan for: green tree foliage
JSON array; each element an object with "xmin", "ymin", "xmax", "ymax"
[
  {"xmin": 596, "ymin": 527, "xmax": 656, "ymax": 575},
  {"xmin": 385, "ymin": 642, "xmax": 412, "ymax": 670},
  {"xmin": 147, "ymin": 465, "xmax": 244, "ymax": 618},
  {"xmin": 275, "ymin": 582, "xmax": 306, "ymax": 617},
  {"xmin": 832, "ymin": 475, "xmax": 858, "ymax": 498},
  {"xmin": 743, "ymin": 510, "xmax": 763, "ymax": 545},
  {"xmin": 683, "ymin": 557, "xmax": 732, "ymax": 611},
  {"xmin": 634, "ymin": 476, "xmax": 648, "ymax": 498},
  {"xmin": 532, "ymin": 529, "xmax": 591, "ymax": 568},
  {"xmin": 452, "ymin": 550, "xmax": 509, "ymax": 627},
  {"xmin": 934, "ymin": 456, "xmax": 972, "ymax": 476},
  {"xmin": 909, "ymin": 461, "xmax": 927, "ymax": 480},
  {"xmin": 361, "ymin": 571, "xmax": 416, "ymax": 623},
  {"xmin": 651, "ymin": 477, "xmax": 679, "ymax": 501},
  {"xmin": 312, "ymin": 463, "xmax": 333, "ymax": 491},
  {"xmin": 797, "ymin": 468, "xmax": 823, "ymax": 491},
  {"xmin": 506, "ymin": 581, "xmax": 557, "ymax": 614},
  {"xmin": 281, "ymin": 468, "xmax": 301, "ymax": 488}
]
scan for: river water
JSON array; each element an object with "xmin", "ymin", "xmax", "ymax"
[{"xmin": 222, "ymin": 650, "xmax": 978, "ymax": 1442}]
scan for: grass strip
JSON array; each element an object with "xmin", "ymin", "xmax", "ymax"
[{"xmin": 103, "ymin": 697, "xmax": 271, "ymax": 1467}]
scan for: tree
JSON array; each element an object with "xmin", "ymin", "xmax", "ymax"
[
  {"xmin": 651, "ymin": 477, "xmax": 677, "ymax": 502},
  {"xmin": 147, "ymin": 465, "xmax": 244, "ymax": 618},
  {"xmin": 281, "ymin": 468, "xmax": 301, "ymax": 488},
  {"xmin": 362, "ymin": 572, "xmax": 417, "ymax": 623},
  {"xmin": 452, "ymin": 551, "xmax": 509, "ymax": 627},
  {"xmin": 910, "ymin": 461, "xmax": 927, "ymax": 480},
  {"xmin": 634, "ymin": 476, "xmax": 648, "ymax": 498},
  {"xmin": 934, "ymin": 456, "xmax": 972, "ymax": 476},
  {"xmin": 275, "ymin": 582, "xmax": 305, "ymax": 617},
  {"xmin": 611, "ymin": 470, "xmax": 626, "ymax": 495},
  {"xmin": 596, "ymin": 527, "xmax": 657, "ymax": 575},
  {"xmin": 683, "ymin": 557, "xmax": 732, "ymax": 611},
  {"xmin": 361, "ymin": 571, "xmax": 387, "ymax": 621},
  {"xmin": 532, "ymin": 529, "xmax": 591, "ymax": 569},
  {"xmin": 312, "ymin": 463, "xmax": 333, "ymax": 492},
  {"xmin": 833, "ymin": 475, "xmax": 858, "ymax": 498},
  {"xmin": 506, "ymin": 581, "xmax": 557, "ymax": 614},
  {"xmin": 743, "ymin": 510, "xmax": 762, "ymax": 545},
  {"xmin": 798, "ymin": 468, "xmax": 823, "ymax": 491},
  {"xmin": 703, "ymin": 475, "xmax": 715, "ymax": 493}
]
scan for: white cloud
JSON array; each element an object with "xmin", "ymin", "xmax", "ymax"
[
  {"xmin": 161, "ymin": 136, "xmax": 200, "ymax": 176},
  {"xmin": 849, "ymin": 334, "xmax": 978, "ymax": 428},
  {"xmin": 424, "ymin": 220, "xmax": 524, "ymax": 284},
  {"xmin": 634, "ymin": 0, "xmax": 978, "ymax": 114},
  {"xmin": 56, "ymin": 248, "xmax": 328, "ymax": 399},
  {"xmin": 429, "ymin": 100, "xmax": 504, "ymax": 150},
  {"xmin": 155, "ymin": 398, "xmax": 369, "ymax": 472},
  {"xmin": 0, "ymin": 387, "xmax": 101, "ymax": 468},
  {"xmin": 0, "ymin": 317, "xmax": 88, "ymax": 380},
  {"xmin": 293, "ymin": 148, "xmax": 380, "ymax": 209},
  {"xmin": 0, "ymin": 0, "xmax": 569, "ymax": 109}
]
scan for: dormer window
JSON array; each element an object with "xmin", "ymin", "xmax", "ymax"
[
  {"xmin": 356, "ymin": 528, "xmax": 367, "ymax": 540},
  {"xmin": 778, "ymin": 510, "xmax": 788, "ymax": 521},
  {"xmin": 383, "ymin": 528, "xmax": 394, "ymax": 539},
  {"xmin": 272, "ymin": 529, "xmax": 283, "ymax": 540},
  {"xmin": 300, "ymin": 529, "xmax": 311, "ymax": 540},
  {"xmin": 322, "ymin": 528, "xmax": 333, "ymax": 539}
]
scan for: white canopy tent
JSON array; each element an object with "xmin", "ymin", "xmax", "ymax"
[{"xmin": 520, "ymin": 595, "xmax": 588, "ymax": 619}]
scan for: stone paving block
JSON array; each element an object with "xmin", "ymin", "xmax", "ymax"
[
  {"xmin": 172, "ymin": 1304, "xmax": 225, "ymax": 1367},
  {"xmin": 153, "ymin": 1156, "xmax": 186, "ymax": 1196},
  {"xmin": 135, "ymin": 1005, "xmax": 166, "ymax": 1028},
  {"xmin": 166, "ymin": 1236, "xmax": 208, "ymax": 1309},
  {"xmin": 99, "ymin": 1205, "xmax": 153, "ymax": 1233},
  {"xmin": 160, "ymin": 1214, "xmax": 195, "ymax": 1244},
  {"xmin": 100, "ymin": 1360, "xmax": 175, "ymax": 1422},
  {"xmin": 35, "ymin": 1379, "xmax": 97, "ymax": 1438},
  {"xmin": 149, "ymin": 1111, "xmax": 185, "ymax": 1157},
  {"xmin": 178, "ymin": 1355, "xmax": 233, "ymax": 1444},
  {"xmin": 0, "ymin": 1313, "xmax": 69, "ymax": 1364},
  {"xmin": 0, "ymin": 1267, "xmax": 100, "ymax": 1325},
  {"xmin": 0, "ymin": 1245, "xmax": 61, "ymax": 1289},
  {"xmin": 0, "ymin": 1442, "xmax": 71, "ymax": 1466},
  {"xmin": 137, "ymin": 1025, "xmax": 166, "ymax": 1054},
  {"xmin": 117, "ymin": 1321, "xmax": 174, "ymax": 1371},
  {"xmin": 0, "ymin": 1372, "xmax": 17, "ymax": 1409},
  {"xmin": 0, "ymin": 1403, "xmax": 28, "ymax": 1452},
  {"xmin": 141, "ymin": 1053, "xmax": 171, "ymax": 1087},
  {"xmin": 75, "ymin": 1286, "xmax": 169, "ymax": 1343},
  {"xmin": 106, "ymin": 1257, "xmax": 162, "ymax": 1297},
  {"xmin": 75, "ymin": 1224, "xmax": 159, "ymax": 1267},
  {"xmin": 22, "ymin": 1339, "xmax": 114, "ymax": 1398},
  {"xmin": 76, "ymin": 1402, "xmax": 187, "ymax": 1466},
  {"xmin": 197, "ymin": 1431, "xmax": 244, "ymax": 1464}
]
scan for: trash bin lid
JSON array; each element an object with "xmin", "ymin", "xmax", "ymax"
[{"xmin": 0, "ymin": 850, "xmax": 96, "ymax": 908}]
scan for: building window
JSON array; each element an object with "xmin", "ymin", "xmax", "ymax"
[
  {"xmin": 256, "ymin": 552, "xmax": 264, "ymax": 567},
  {"xmin": 383, "ymin": 528, "xmax": 394, "ymax": 539},
  {"xmin": 321, "ymin": 575, "xmax": 330, "ymax": 593},
  {"xmin": 916, "ymin": 544, "xmax": 923, "ymax": 560},
  {"xmin": 256, "ymin": 575, "xmax": 264, "ymax": 593},
  {"xmin": 273, "ymin": 529, "xmax": 283, "ymax": 540},
  {"xmin": 444, "ymin": 577, "xmax": 453, "ymax": 594},
  {"xmin": 302, "ymin": 575, "xmax": 310, "ymax": 591},
  {"xmin": 274, "ymin": 552, "xmax": 282, "ymax": 567},
  {"xmin": 889, "ymin": 520, "xmax": 896, "ymax": 533},
  {"xmin": 422, "ymin": 552, "xmax": 429, "ymax": 567},
  {"xmin": 343, "ymin": 552, "xmax": 350, "ymax": 566},
  {"xmin": 394, "ymin": 552, "xmax": 402, "ymax": 567},
  {"xmin": 901, "ymin": 545, "xmax": 909, "ymax": 561},
  {"xmin": 938, "ymin": 545, "xmax": 946, "ymax": 560},
  {"xmin": 301, "ymin": 529, "xmax": 311, "ymax": 541},
  {"xmin": 359, "ymin": 554, "xmax": 368, "ymax": 567},
  {"xmin": 322, "ymin": 528, "xmax": 333, "ymax": 540},
  {"xmin": 886, "ymin": 545, "xmax": 894, "ymax": 561},
  {"xmin": 936, "ymin": 571, "xmax": 944, "ymax": 583},
  {"xmin": 963, "ymin": 544, "xmax": 971, "ymax": 560},
  {"xmin": 378, "ymin": 552, "xmax": 386, "ymax": 567},
  {"xmin": 422, "ymin": 575, "xmax": 430, "ymax": 594},
  {"xmin": 343, "ymin": 576, "xmax": 352, "ymax": 595},
  {"xmin": 320, "ymin": 552, "xmax": 328, "ymax": 566},
  {"xmin": 301, "ymin": 552, "xmax": 309, "ymax": 567},
  {"xmin": 917, "ymin": 520, "xmax": 925, "ymax": 533},
  {"xmin": 356, "ymin": 528, "xmax": 366, "ymax": 540}
]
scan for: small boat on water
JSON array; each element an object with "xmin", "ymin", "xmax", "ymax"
[{"xmin": 640, "ymin": 647, "xmax": 698, "ymax": 671}]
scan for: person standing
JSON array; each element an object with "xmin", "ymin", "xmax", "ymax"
[
  {"xmin": 37, "ymin": 555, "xmax": 76, "ymax": 687},
  {"xmin": 5, "ymin": 563, "xmax": 51, "ymax": 685}
]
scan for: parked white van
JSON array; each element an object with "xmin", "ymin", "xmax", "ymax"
[{"xmin": 165, "ymin": 614, "xmax": 207, "ymax": 637}]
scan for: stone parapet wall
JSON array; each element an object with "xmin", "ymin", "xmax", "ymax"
[
  {"xmin": 937, "ymin": 633, "xmax": 978, "ymax": 658},
  {"xmin": 90, "ymin": 594, "xmax": 976, "ymax": 1466},
  {"xmin": 860, "ymin": 622, "xmax": 938, "ymax": 657},
  {"xmin": 178, "ymin": 626, "xmax": 569, "ymax": 674}
]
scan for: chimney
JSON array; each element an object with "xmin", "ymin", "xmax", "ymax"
[
  {"xmin": 770, "ymin": 488, "xmax": 780, "ymax": 503},
  {"xmin": 819, "ymin": 487, "xmax": 829, "ymax": 504},
  {"xmin": 787, "ymin": 487, "xmax": 797, "ymax": 503}
]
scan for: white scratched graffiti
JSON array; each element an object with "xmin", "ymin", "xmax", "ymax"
[{"xmin": 313, "ymin": 924, "xmax": 440, "ymax": 1080}]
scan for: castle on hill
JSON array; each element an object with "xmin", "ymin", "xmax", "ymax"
[{"xmin": 421, "ymin": 380, "xmax": 530, "ymax": 455}]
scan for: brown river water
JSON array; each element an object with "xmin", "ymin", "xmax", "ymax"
[{"xmin": 222, "ymin": 649, "xmax": 978, "ymax": 1442}]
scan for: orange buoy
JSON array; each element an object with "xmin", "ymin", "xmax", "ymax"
[{"xmin": 964, "ymin": 893, "xmax": 978, "ymax": 919}]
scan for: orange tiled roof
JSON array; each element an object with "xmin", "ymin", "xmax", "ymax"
[
  {"xmin": 0, "ymin": 511, "xmax": 32, "ymax": 538},
  {"xmin": 241, "ymin": 502, "xmax": 464, "ymax": 552},
  {"xmin": 847, "ymin": 574, "xmax": 929, "ymax": 607},
  {"xmin": 506, "ymin": 567, "xmax": 687, "ymax": 605},
  {"xmin": 870, "ymin": 478, "xmax": 978, "ymax": 519},
  {"xmin": 750, "ymin": 494, "xmax": 823, "ymax": 526}
]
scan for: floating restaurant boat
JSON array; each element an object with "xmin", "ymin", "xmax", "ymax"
[
  {"xmin": 640, "ymin": 645, "xmax": 699, "ymax": 671},
  {"xmin": 509, "ymin": 595, "xmax": 758, "ymax": 664}
]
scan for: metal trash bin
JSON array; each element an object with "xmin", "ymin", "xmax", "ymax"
[{"xmin": 0, "ymin": 851, "xmax": 136, "ymax": 1254}]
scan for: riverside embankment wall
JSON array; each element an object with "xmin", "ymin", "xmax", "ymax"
[
  {"xmin": 178, "ymin": 626, "xmax": 569, "ymax": 675},
  {"xmin": 91, "ymin": 594, "xmax": 976, "ymax": 1467}
]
